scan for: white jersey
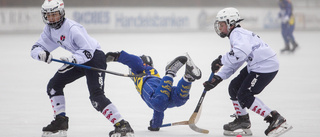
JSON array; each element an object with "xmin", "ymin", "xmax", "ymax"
[
  {"xmin": 31, "ymin": 18, "xmax": 102, "ymax": 64},
  {"xmin": 217, "ymin": 27, "xmax": 279, "ymax": 80}
]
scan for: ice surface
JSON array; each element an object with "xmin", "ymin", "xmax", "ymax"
[{"xmin": 0, "ymin": 30, "xmax": 319, "ymax": 137}]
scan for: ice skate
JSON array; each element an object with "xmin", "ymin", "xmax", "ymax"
[
  {"xmin": 280, "ymin": 48, "xmax": 291, "ymax": 53},
  {"xmin": 109, "ymin": 120, "xmax": 134, "ymax": 137},
  {"xmin": 184, "ymin": 53, "xmax": 202, "ymax": 82},
  {"xmin": 223, "ymin": 114, "xmax": 252, "ymax": 136},
  {"xmin": 280, "ymin": 43, "xmax": 291, "ymax": 53},
  {"xmin": 165, "ymin": 56, "xmax": 188, "ymax": 77},
  {"xmin": 264, "ymin": 111, "xmax": 293, "ymax": 137},
  {"xmin": 140, "ymin": 55, "xmax": 153, "ymax": 67},
  {"xmin": 290, "ymin": 42, "xmax": 299, "ymax": 52},
  {"xmin": 106, "ymin": 52, "xmax": 120, "ymax": 62},
  {"xmin": 42, "ymin": 115, "xmax": 68, "ymax": 137}
]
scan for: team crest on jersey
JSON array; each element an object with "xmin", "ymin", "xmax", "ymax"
[
  {"xmin": 60, "ymin": 35, "xmax": 65, "ymax": 41},
  {"xmin": 57, "ymin": 35, "xmax": 65, "ymax": 45}
]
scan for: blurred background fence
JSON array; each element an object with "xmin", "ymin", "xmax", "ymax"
[{"xmin": 1, "ymin": 0, "xmax": 319, "ymax": 33}]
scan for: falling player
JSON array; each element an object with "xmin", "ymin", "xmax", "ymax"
[
  {"xmin": 203, "ymin": 7, "xmax": 293, "ymax": 136},
  {"xmin": 30, "ymin": 0, "xmax": 134, "ymax": 136},
  {"xmin": 105, "ymin": 50, "xmax": 201, "ymax": 131}
]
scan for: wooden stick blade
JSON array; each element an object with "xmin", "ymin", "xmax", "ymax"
[
  {"xmin": 188, "ymin": 107, "xmax": 209, "ymax": 134},
  {"xmin": 189, "ymin": 123, "xmax": 209, "ymax": 134}
]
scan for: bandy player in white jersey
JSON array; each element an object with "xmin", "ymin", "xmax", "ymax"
[
  {"xmin": 30, "ymin": 0, "xmax": 134, "ymax": 137},
  {"xmin": 203, "ymin": 7, "xmax": 292, "ymax": 136}
]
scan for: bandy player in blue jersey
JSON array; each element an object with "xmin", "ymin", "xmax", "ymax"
[
  {"xmin": 203, "ymin": 7, "xmax": 293, "ymax": 137},
  {"xmin": 105, "ymin": 50, "xmax": 201, "ymax": 131},
  {"xmin": 30, "ymin": 0, "xmax": 133, "ymax": 137},
  {"xmin": 279, "ymin": 0, "xmax": 299, "ymax": 53}
]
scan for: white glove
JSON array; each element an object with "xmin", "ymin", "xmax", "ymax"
[
  {"xmin": 38, "ymin": 50, "xmax": 52, "ymax": 64},
  {"xmin": 282, "ymin": 15, "xmax": 289, "ymax": 23},
  {"xmin": 58, "ymin": 56, "xmax": 77, "ymax": 73}
]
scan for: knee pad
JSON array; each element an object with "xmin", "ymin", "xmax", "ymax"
[
  {"xmin": 228, "ymin": 67, "xmax": 248, "ymax": 100},
  {"xmin": 228, "ymin": 83, "xmax": 238, "ymax": 100},
  {"xmin": 90, "ymin": 93, "xmax": 111, "ymax": 112},
  {"xmin": 47, "ymin": 78, "xmax": 65, "ymax": 97},
  {"xmin": 237, "ymin": 92, "xmax": 255, "ymax": 109},
  {"xmin": 169, "ymin": 93, "xmax": 188, "ymax": 107},
  {"xmin": 168, "ymin": 86, "xmax": 189, "ymax": 108}
]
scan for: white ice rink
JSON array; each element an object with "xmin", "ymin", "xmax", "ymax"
[{"xmin": 1, "ymin": 30, "xmax": 319, "ymax": 137}]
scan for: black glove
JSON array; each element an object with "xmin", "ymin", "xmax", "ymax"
[
  {"xmin": 148, "ymin": 120, "xmax": 160, "ymax": 131},
  {"xmin": 203, "ymin": 75, "xmax": 222, "ymax": 91},
  {"xmin": 38, "ymin": 50, "xmax": 52, "ymax": 64},
  {"xmin": 105, "ymin": 52, "xmax": 120, "ymax": 62},
  {"xmin": 211, "ymin": 55, "xmax": 223, "ymax": 73}
]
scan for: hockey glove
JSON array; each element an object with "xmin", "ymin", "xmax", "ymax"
[
  {"xmin": 105, "ymin": 52, "xmax": 120, "ymax": 62},
  {"xmin": 58, "ymin": 56, "xmax": 77, "ymax": 73},
  {"xmin": 211, "ymin": 55, "xmax": 223, "ymax": 73},
  {"xmin": 148, "ymin": 120, "xmax": 160, "ymax": 131},
  {"xmin": 38, "ymin": 50, "xmax": 52, "ymax": 64},
  {"xmin": 203, "ymin": 75, "xmax": 222, "ymax": 91}
]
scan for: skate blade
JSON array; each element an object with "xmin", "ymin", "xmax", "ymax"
[
  {"xmin": 267, "ymin": 122, "xmax": 293, "ymax": 137},
  {"xmin": 110, "ymin": 132, "xmax": 135, "ymax": 137},
  {"xmin": 185, "ymin": 53, "xmax": 201, "ymax": 79},
  {"xmin": 42, "ymin": 130, "xmax": 67, "ymax": 137},
  {"xmin": 224, "ymin": 129, "xmax": 252, "ymax": 136}
]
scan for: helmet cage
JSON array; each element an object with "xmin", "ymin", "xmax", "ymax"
[
  {"xmin": 214, "ymin": 7, "xmax": 242, "ymax": 38},
  {"xmin": 214, "ymin": 20, "xmax": 228, "ymax": 38}
]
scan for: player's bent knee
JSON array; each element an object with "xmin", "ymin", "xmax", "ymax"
[
  {"xmin": 47, "ymin": 79, "xmax": 65, "ymax": 97},
  {"xmin": 228, "ymin": 85, "xmax": 239, "ymax": 100},
  {"xmin": 89, "ymin": 93, "xmax": 112, "ymax": 112},
  {"xmin": 169, "ymin": 93, "xmax": 188, "ymax": 107},
  {"xmin": 238, "ymin": 96, "xmax": 255, "ymax": 109}
]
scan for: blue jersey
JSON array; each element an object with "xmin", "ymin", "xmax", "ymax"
[{"xmin": 279, "ymin": 0, "xmax": 295, "ymax": 25}]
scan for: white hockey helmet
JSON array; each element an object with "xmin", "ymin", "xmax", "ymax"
[
  {"xmin": 41, "ymin": 0, "xmax": 65, "ymax": 29},
  {"xmin": 214, "ymin": 7, "xmax": 243, "ymax": 38}
]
